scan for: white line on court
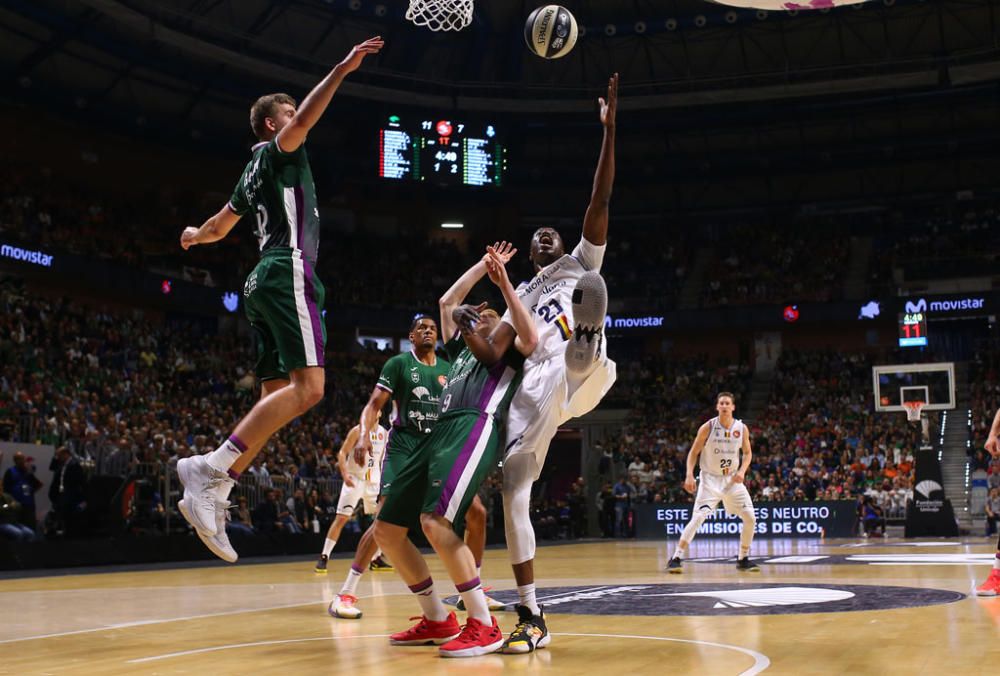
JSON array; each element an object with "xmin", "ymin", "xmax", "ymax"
[{"xmin": 127, "ymin": 632, "xmax": 772, "ymax": 675}]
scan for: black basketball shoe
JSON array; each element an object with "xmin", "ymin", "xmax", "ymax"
[
  {"xmin": 501, "ymin": 604, "xmax": 550, "ymax": 654},
  {"xmin": 736, "ymin": 557, "xmax": 760, "ymax": 572},
  {"xmin": 666, "ymin": 556, "xmax": 683, "ymax": 574}
]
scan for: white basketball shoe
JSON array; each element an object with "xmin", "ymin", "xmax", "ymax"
[
  {"xmin": 177, "ymin": 455, "xmax": 227, "ymax": 536},
  {"xmin": 178, "ymin": 498, "xmax": 238, "ymax": 563},
  {"xmin": 567, "ymin": 271, "xmax": 608, "ymax": 375}
]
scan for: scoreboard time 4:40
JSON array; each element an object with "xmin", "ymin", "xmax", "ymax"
[{"xmin": 378, "ymin": 114, "xmax": 508, "ymax": 187}]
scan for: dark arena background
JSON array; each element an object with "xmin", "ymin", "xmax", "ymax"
[{"xmin": 1, "ymin": 1, "xmax": 1000, "ymax": 673}]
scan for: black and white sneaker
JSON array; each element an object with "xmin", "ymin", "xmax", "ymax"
[
  {"xmin": 666, "ymin": 557, "xmax": 683, "ymax": 574},
  {"xmin": 736, "ymin": 557, "xmax": 760, "ymax": 572},
  {"xmin": 567, "ymin": 271, "xmax": 608, "ymax": 374},
  {"xmin": 501, "ymin": 604, "xmax": 550, "ymax": 654}
]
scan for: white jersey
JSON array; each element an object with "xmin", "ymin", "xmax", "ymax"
[
  {"xmin": 346, "ymin": 424, "xmax": 389, "ymax": 482},
  {"xmin": 502, "ymin": 238, "xmax": 606, "ymax": 364},
  {"xmin": 699, "ymin": 416, "xmax": 746, "ymax": 477}
]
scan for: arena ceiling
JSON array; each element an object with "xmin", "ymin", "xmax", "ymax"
[{"xmin": 2, "ymin": 0, "xmax": 999, "ymax": 117}]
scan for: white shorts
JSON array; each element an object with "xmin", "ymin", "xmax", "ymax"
[
  {"xmin": 336, "ymin": 475, "xmax": 379, "ymax": 516},
  {"xmin": 694, "ymin": 472, "xmax": 755, "ymax": 516},
  {"xmin": 505, "ymin": 341, "xmax": 616, "ymax": 479}
]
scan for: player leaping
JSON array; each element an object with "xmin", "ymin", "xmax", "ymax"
[
  {"xmin": 175, "ymin": 37, "xmax": 384, "ymax": 562},
  {"xmin": 451, "ymin": 73, "xmax": 619, "ymax": 654},
  {"xmin": 666, "ymin": 392, "xmax": 759, "ymax": 573}
]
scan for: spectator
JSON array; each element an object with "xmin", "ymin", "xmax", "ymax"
[
  {"xmin": 613, "ymin": 477, "xmax": 635, "ymax": 538},
  {"xmin": 2, "ymin": 451, "xmax": 42, "ymax": 530},
  {"xmin": 48, "ymin": 446, "xmax": 87, "ymax": 537}
]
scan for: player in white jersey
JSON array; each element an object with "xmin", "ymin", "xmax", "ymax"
[
  {"xmin": 667, "ymin": 392, "xmax": 760, "ymax": 573},
  {"xmin": 314, "ymin": 419, "xmax": 389, "ymax": 575},
  {"xmin": 449, "ymin": 74, "xmax": 618, "ymax": 653}
]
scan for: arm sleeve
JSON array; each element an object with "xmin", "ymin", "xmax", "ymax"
[
  {"xmin": 572, "ymin": 238, "xmax": 607, "ymax": 272},
  {"xmin": 376, "ymin": 356, "xmax": 399, "ymax": 393}
]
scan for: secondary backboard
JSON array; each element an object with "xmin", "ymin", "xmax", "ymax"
[{"xmin": 872, "ymin": 362, "xmax": 955, "ymax": 413}]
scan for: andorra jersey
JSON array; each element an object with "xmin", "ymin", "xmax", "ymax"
[{"xmin": 699, "ymin": 416, "xmax": 746, "ymax": 477}]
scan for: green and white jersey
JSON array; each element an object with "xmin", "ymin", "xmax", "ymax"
[
  {"xmin": 440, "ymin": 336, "xmax": 525, "ymax": 426},
  {"xmin": 376, "ymin": 350, "xmax": 451, "ymax": 436},
  {"xmin": 228, "ymin": 139, "xmax": 321, "ymax": 266}
]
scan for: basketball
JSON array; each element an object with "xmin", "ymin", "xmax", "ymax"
[{"xmin": 524, "ymin": 5, "xmax": 578, "ymax": 59}]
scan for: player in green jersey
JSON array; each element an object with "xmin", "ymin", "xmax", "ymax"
[
  {"xmin": 374, "ymin": 245, "xmax": 538, "ymax": 658},
  {"xmin": 174, "ymin": 36, "xmax": 383, "ymax": 562}
]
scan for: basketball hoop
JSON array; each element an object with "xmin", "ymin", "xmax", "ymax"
[
  {"xmin": 903, "ymin": 400, "xmax": 926, "ymax": 422},
  {"xmin": 406, "ymin": 0, "xmax": 474, "ymax": 31}
]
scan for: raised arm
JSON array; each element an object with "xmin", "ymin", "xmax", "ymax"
[
  {"xmin": 338, "ymin": 426, "xmax": 361, "ymax": 488},
  {"xmin": 354, "ymin": 387, "xmax": 390, "ymax": 466},
  {"xmin": 488, "ymin": 248, "xmax": 537, "ymax": 357},
  {"xmin": 180, "ymin": 204, "xmax": 241, "ymax": 250},
  {"xmin": 684, "ymin": 422, "xmax": 710, "ymax": 494},
  {"xmin": 276, "ymin": 37, "xmax": 384, "ymax": 153},
  {"xmin": 439, "ymin": 241, "xmax": 516, "ymax": 338},
  {"xmin": 581, "ymin": 73, "xmax": 617, "ymax": 247}
]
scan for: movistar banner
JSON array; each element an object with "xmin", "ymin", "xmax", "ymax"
[
  {"xmin": 636, "ymin": 500, "xmax": 857, "ymax": 539},
  {"xmin": 897, "ymin": 293, "xmax": 991, "ymax": 317}
]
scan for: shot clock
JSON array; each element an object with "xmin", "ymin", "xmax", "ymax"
[{"xmin": 898, "ymin": 311, "xmax": 928, "ymax": 347}]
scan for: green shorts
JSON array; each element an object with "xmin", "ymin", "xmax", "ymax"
[
  {"xmin": 378, "ymin": 410, "xmax": 501, "ymax": 531},
  {"xmin": 243, "ymin": 249, "xmax": 326, "ymax": 381},
  {"xmin": 380, "ymin": 429, "xmax": 426, "ymax": 499}
]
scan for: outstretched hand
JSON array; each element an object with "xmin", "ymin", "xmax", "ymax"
[
  {"xmin": 483, "ymin": 241, "xmax": 516, "ymax": 266},
  {"xmin": 339, "ymin": 36, "xmax": 384, "ymax": 74},
  {"xmin": 599, "ymin": 73, "xmax": 618, "ymax": 128},
  {"xmin": 484, "ymin": 246, "xmax": 512, "ymax": 288}
]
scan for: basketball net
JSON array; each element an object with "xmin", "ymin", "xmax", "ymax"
[
  {"xmin": 406, "ymin": 0, "xmax": 474, "ymax": 31},
  {"xmin": 902, "ymin": 400, "xmax": 925, "ymax": 423}
]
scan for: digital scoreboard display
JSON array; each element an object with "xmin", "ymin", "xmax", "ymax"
[
  {"xmin": 898, "ymin": 312, "xmax": 928, "ymax": 347},
  {"xmin": 378, "ymin": 115, "xmax": 507, "ymax": 187}
]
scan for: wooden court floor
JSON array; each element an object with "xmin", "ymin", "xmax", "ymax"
[{"xmin": 3, "ymin": 537, "xmax": 999, "ymax": 675}]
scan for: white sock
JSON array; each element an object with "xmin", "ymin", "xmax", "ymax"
[
  {"xmin": 458, "ymin": 578, "xmax": 491, "ymax": 624},
  {"xmin": 340, "ymin": 564, "xmax": 364, "ymax": 596},
  {"xmin": 673, "ymin": 544, "xmax": 688, "ymax": 560},
  {"xmin": 322, "ymin": 538, "xmax": 336, "ymax": 558},
  {"xmin": 993, "ymin": 554, "xmax": 1000, "ymax": 571},
  {"xmin": 205, "ymin": 436, "xmax": 245, "ymax": 473},
  {"xmin": 517, "ymin": 583, "xmax": 540, "ymax": 616},
  {"xmin": 410, "ymin": 578, "xmax": 448, "ymax": 622}
]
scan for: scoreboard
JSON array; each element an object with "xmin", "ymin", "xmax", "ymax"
[
  {"xmin": 898, "ymin": 311, "xmax": 928, "ymax": 347},
  {"xmin": 378, "ymin": 114, "xmax": 507, "ymax": 187}
]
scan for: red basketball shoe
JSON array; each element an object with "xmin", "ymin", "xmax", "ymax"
[
  {"xmin": 975, "ymin": 569, "xmax": 1000, "ymax": 597},
  {"xmin": 389, "ymin": 612, "xmax": 461, "ymax": 645},
  {"xmin": 439, "ymin": 616, "xmax": 504, "ymax": 658}
]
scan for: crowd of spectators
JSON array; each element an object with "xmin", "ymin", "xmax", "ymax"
[
  {"xmin": 0, "ymin": 274, "xmax": 388, "ymax": 539},
  {"xmin": 874, "ymin": 201, "xmax": 1000, "ymax": 286},
  {"xmin": 700, "ymin": 225, "xmax": 848, "ymax": 307}
]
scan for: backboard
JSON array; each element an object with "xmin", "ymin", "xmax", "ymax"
[{"xmin": 872, "ymin": 362, "xmax": 955, "ymax": 413}]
